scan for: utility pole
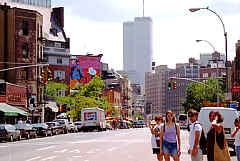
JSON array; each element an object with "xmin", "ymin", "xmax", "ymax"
[
  {"xmin": 3, "ymin": 3, "xmax": 10, "ymax": 82},
  {"xmin": 143, "ymin": 0, "xmax": 144, "ymax": 17}
]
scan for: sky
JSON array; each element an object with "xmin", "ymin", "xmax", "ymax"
[{"xmin": 52, "ymin": 0, "xmax": 240, "ymax": 70}]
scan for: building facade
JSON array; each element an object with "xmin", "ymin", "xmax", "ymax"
[
  {"xmin": 123, "ymin": 17, "xmax": 153, "ymax": 86},
  {"xmin": 0, "ymin": 4, "xmax": 44, "ymax": 122}
]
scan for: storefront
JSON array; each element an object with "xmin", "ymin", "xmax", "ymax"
[{"xmin": 0, "ymin": 103, "xmax": 28, "ymax": 124}]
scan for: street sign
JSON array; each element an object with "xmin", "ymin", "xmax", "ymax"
[
  {"xmin": 230, "ymin": 104, "xmax": 237, "ymax": 109},
  {"xmin": 232, "ymin": 86, "xmax": 240, "ymax": 93}
]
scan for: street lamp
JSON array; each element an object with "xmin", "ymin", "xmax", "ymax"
[
  {"xmin": 196, "ymin": 39, "xmax": 216, "ymax": 52},
  {"xmin": 189, "ymin": 7, "xmax": 229, "ymax": 93}
]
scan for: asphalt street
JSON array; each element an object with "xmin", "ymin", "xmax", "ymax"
[{"xmin": 0, "ymin": 128, "xmax": 237, "ymax": 161}]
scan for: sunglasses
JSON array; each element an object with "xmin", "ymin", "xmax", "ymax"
[
  {"xmin": 156, "ymin": 119, "xmax": 163, "ymax": 121},
  {"xmin": 188, "ymin": 113, "xmax": 194, "ymax": 117}
]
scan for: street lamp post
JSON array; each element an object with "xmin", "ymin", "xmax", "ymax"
[
  {"xmin": 189, "ymin": 7, "xmax": 229, "ymax": 93},
  {"xmin": 196, "ymin": 39, "xmax": 216, "ymax": 52}
]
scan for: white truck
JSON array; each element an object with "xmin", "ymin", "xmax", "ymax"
[
  {"xmin": 198, "ymin": 107, "xmax": 238, "ymax": 151},
  {"xmin": 81, "ymin": 107, "xmax": 106, "ymax": 132}
]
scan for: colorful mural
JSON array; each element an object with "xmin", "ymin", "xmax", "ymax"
[{"xmin": 70, "ymin": 55, "xmax": 102, "ymax": 89}]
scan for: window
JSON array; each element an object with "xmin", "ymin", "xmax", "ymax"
[
  {"xmin": 22, "ymin": 21, "xmax": 29, "ymax": 36},
  {"xmin": 55, "ymin": 42, "xmax": 61, "ymax": 48},
  {"xmin": 58, "ymin": 90, "xmax": 65, "ymax": 97},
  {"xmin": 57, "ymin": 58, "xmax": 62, "ymax": 64},
  {"xmin": 203, "ymin": 73, "xmax": 208, "ymax": 78},
  {"xmin": 22, "ymin": 43, "xmax": 29, "ymax": 58},
  {"xmin": 54, "ymin": 71, "xmax": 65, "ymax": 80}
]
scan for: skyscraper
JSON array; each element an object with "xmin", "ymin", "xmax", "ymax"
[{"xmin": 123, "ymin": 17, "xmax": 153, "ymax": 86}]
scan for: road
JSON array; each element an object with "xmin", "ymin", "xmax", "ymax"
[{"xmin": 0, "ymin": 128, "xmax": 237, "ymax": 161}]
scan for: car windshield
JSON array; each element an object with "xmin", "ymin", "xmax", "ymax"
[
  {"xmin": 15, "ymin": 124, "xmax": 33, "ymax": 129},
  {"xmin": 0, "ymin": 126, "xmax": 5, "ymax": 130},
  {"xmin": 32, "ymin": 123, "xmax": 47, "ymax": 127}
]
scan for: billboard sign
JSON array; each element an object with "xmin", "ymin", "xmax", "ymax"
[{"xmin": 70, "ymin": 55, "xmax": 102, "ymax": 89}]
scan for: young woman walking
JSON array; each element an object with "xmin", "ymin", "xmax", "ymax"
[
  {"xmin": 231, "ymin": 117, "xmax": 240, "ymax": 161},
  {"xmin": 160, "ymin": 110, "xmax": 181, "ymax": 161},
  {"xmin": 150, "ymin": 114, "xmax": 164, "ymax": 161}
]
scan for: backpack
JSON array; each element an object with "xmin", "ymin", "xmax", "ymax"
[{"xmin": 194, "ymin": 123, "xmax": 207, "ymax": 154}]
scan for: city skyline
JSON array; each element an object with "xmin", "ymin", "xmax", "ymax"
[{"xmin": 49, "ymin": 0, "xmax": 240, "ymax": 71}]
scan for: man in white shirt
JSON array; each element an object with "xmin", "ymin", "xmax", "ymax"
[{"xmin": 188, "ymin": 109, "xmax": 203, "ymax": 161}]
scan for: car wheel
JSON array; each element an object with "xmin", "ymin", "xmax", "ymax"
[
  {"xmin": 18, "ymin": 135, "xmax": 21, "ymax": 141},
  {"xmin": 9, "ymin": 136, "xmax": 13, "ymax": 142}
]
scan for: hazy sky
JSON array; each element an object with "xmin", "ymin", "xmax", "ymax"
[{"xmin": 52, "ymin": 0, "xmax": 240, "ymax": 70}]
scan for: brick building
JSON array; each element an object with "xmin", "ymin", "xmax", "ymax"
[{"xmin": 0, "ymin": 4, "xmax": 44, "ymax": 122}]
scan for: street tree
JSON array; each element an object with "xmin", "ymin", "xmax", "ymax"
[
  {"xmin": 57, "ymin": 76, "xmax": 116, "ymax": 120},
  {"xmin": 182, "ymin": 78, "xmax": 224, "ymax": 112},
  {"xmin": 45, "ymin": 81, "xmax": 68, "ymax": 97}
]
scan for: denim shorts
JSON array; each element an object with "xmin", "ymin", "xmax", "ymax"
[
  {"xmin": 162, "ymin": 139, "xmax": 178, "ymax": 156},
  {"xmin": 236, "ymin": 146, "xmax": 240, "ymax": 161}
]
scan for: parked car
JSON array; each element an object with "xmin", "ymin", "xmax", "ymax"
[
  {"xmin": 74, "ymin": 121, "xmax": 83, "ymax": 132},
  {"xmin": 0, "ymin": 124, "xmax": 21, "ymax": 142},
  {"xmin": 32, "ymin": 123, "xmax": 52, "ymax": 137},
  {"xmin": 53, "ymin": 119, "xmax": 71, "ymax": 134},
  {"xmin": 15, "ymin": 124, "xmax": 37, "ymax": 139},
  {"xmin": 69, "ymin": 122, "xmax": 78, "ymax": 133},
  {"xmin": 46, "ymin": 122, "xmax": 64, "ymax": 135},
  {"xmin": 136, "ymin": 120, "xmax": 145, "ymax": 128},
  {"xmin": 132, "ymin": 121, "xmax": 137, "ymax": 128}
]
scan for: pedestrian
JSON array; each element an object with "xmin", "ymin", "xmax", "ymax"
[
  {"xmin": 150, "ymin": 114, "xmax": 164, "ymax": 161},
  {"xmin": 206, "ymin": 111, "xmax": 230, "ymax": 161},
  {"xmin": 18, "ymin": 118, "xmax": 23, "ymax": 124},
  {"xmin": 160, "ymin": 110, "xmax": 181, "ymax": 161},
  {"xmin": 231, "ymin": 117, "xmax": 240, "ymax": 161},
  {"xmin": 187, "ymin": 109, "xmax": 203, "ymax": 161}
]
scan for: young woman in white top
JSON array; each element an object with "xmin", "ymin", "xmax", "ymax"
[
  {"xmin": 231, "ymin": 118, "xmax": 240, "ymax": 161},
  {"xmin": 150, "ymin": 114, "xmax": 164, "ymax": 161}
]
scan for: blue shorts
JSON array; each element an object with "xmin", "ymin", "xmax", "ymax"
[{"xmin": 162, "ymin": 140, "xmax": 178, "ymax": 156}]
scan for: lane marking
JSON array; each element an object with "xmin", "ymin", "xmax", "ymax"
[
  {"xmin": 69, "ymin": 149, "xmax": 80, "ymax": 153},
  {"xmin": 0, "ymin": 146, "xmax": 8, "ymax": 148},
  {"xmin": 54, "ymin": 149, "xmax": 68, "ymax": 153},
  {"xmin": 41, "ymin": 156, "xmax": 57, "ymax": 161},
  {"xmin": 72, "ymin": 156, "xmax": 82, "ymax": 158},
  {"xmin": 36, "ymin": 146, "xmax": 55, "ymax": 151},
  {"xmin": 26, "ymin": 156, "xmax": 41, "ymax": 161}
]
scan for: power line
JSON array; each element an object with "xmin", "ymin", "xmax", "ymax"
[
  {"xmin": 0, "ymin": 62, "xmax": 34, "ymax": 65},
  {"xmin": 0, "ymin": 64, "xmax": 49, "ymax": 72}
]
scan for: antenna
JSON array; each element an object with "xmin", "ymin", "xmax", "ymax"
[{"xmin": 143, "ymin": 0, "xmax": 144, "ymax": 17}]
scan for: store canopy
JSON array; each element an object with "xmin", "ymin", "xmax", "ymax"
[
  {"xmin": 0, "ymin": 103, "xmax": 28, "ymax": 116},
  {"xmin": 46, "ymin": 101, "xmax": 58, "ymax": 112}
]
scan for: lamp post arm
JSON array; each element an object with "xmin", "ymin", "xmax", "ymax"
[{"xmin": 205, "ymin": 7, "xmax": 226, "ymax": 35}]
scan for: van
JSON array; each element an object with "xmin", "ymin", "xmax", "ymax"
[
  {"xmin": 81, "ymin": 107, "xmax": 106, "ymax": 132},
  {"xmin": 198, "ymin": 107, "xmax": 238, "ymax": 150}
]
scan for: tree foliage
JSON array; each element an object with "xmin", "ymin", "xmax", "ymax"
[
  {"xmin": 57, "ymin": 76, "xmax": 116, "ymax": 120},
  {"xmin": 45, "ymin": 81, "xmax": 68, "ymax": 97},
  {"xmin": 182, "ymin": 78, "xmax": 224, "ymax": 112}
]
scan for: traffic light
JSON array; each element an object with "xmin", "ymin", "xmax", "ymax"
[
  {"xmin": 47, "ymin": 69, "xmax": 53, "ymax": 81},
  {"xmin": 173, "ymin": 81, "xmax": 177, "ymax": 90},
  {"xmin": 168, "ymin": 81, "xmax": 172, "ymax": 91}
]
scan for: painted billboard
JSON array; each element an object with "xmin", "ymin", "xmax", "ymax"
[{"xmin": 70, "ymin": 55, "xmax": 102, "ymax": 89}]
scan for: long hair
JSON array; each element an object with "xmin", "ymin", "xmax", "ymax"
[
  {"xmin": 215, "ymin": 111, "xmax": 224, "ymax": 123},
  {"xmin": 165, "ymin": 110, "xmax": 176, "ymax": 123}
]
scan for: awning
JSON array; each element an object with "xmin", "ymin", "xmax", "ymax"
[
  {"xmin": 0, "ymin": 103, "xmax": 28, "ymax": 116},
  {"xmin": 46, "ymin": 101, "xmax": 58, "ymax": 112}
]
